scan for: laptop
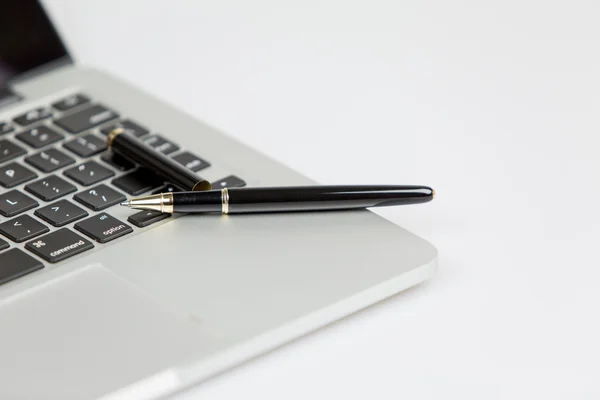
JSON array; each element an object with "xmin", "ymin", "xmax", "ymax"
[{"xmin": 0, "ymin": 1, "xmax": 438, "ymax": 398}]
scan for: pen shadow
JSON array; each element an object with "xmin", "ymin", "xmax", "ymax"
[{"xmin": 184, "ymin": 208, "xmax": 410, "ymax": 237}]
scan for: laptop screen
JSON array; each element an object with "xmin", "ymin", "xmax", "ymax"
[{"xmin": 0, "ymin": 1, "xmax": 68, "ymax": 87}]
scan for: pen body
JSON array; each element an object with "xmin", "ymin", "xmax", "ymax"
[{"xmin": 171, "ymin": 185, "xmax": 434, "ymax": 213}]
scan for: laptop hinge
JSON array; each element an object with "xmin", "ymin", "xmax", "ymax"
[{"xmin": 0, "ymin": 86, "xmax": 23, "ymax": 110}]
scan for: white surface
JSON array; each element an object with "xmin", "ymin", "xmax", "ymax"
[{"xmin": 42, "ymin": 1, "xmax": 600, "ymax": 398}]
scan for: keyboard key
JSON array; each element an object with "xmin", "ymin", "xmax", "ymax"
[
  {"xmin": 35, "ymin": 200, "xmax": 88, "ymax": 227},
  {"xmin": 0, "ymin": 122, "xmax": 15, "ymax": 135},
  {"xmin": 0, "ymin": 139, "xmax": 27, "ymax": 163},
  {"xmin": 171, "ymin": 151, "xmax": 210, "ymax": 172},
  {"xmin": 0, "ymin": 248, "xmax": 44, "ymax": 286},
  {"xmin": 101, "ymin": 119, "xmax": 149, "ymax": 138},
  {"xmin": 64, "ymin": 161, "xmax": 114, "ymax": 186},
  {"xmin": 52, "ymin": 93, "xmax": 90, "ymax": 111},
  {"xmin": 127, "ymin": 209, "xmax": 171, "ymax": 228},
  {"xmin": 25, "ymin": 228, "xmax": 94, "ymax": 263},
  {"xmin": 63, "ymin": 134, "xmax": 107, "ymax": 157},
  {"xmin": 143, "ymin": 134, "xmax": 179, "ymax": 155},
  {"xmin": 212, "ymin": 175, "xmax": 246, "ymax": 188},
  {"xmin": 16, "ymin": 125, "xmax": 63, "ymax": 148},
  {"xmin": 13, "ymin": 107, "xmax": 53, "ymax": 127},
  {"xmin": 0, "ymin": 162, "xmax": 37, "ymax": 188},
  {"xmin": 0, "ymin": 214, "xmax": 49, "ymax": 243},
  {"xmin": 0, "ymin": 237, "xmax": 8, "ymax": 251},
  {"xmin": 54, "ymin": 104, "xmax": 119, "ymax": 133},
  {"xmin": 100, "ymin": 151, "xmax": 135, "ymax": 171},
  {"xmin": 25, "ymin": 148, "xmax": 75, "ymax": 173},
  {"xmin": 74, "ymin": 184, "xmax": 126, "ymax": 211},
  {"xmin": 111, "ymin": 168, "xmax": 163, "ymax": 195},
  {"xmin": 25, "ymin": 175, "xmax": 77, "ymax": 202},
  {"xmin": 75, "ymin": 213, "xmax": 133, "ymax": 243},
  {"xmin": 151, "ymin": 183, "xmax": 184, "ymax": 195},
  {"xmin": 0, "ymin": 190, "xmax": 38, "ymax": 217}
]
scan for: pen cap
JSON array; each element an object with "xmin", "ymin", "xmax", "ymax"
[{"xmin": 107, "ymin": 129, "xmax": 211, "ymax": 191}]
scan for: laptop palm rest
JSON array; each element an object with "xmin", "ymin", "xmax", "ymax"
[{"xmin": 0, "ymin": 265, "xmax": 228, "ymax": 400}]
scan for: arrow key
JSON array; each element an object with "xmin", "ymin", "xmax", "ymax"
[
  {"xmin": 0, "ymin": 214, "xmax": 49, "ymax": 243},
  {"xmin": 127, "ymin": 209, "xmax": 171, "ymax": 228},
  {"xmin": 35, "ymin": 199, "xmax": 89, "ymax": 227}
]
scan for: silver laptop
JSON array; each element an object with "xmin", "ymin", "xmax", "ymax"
[{"xmin": 0, "ymin": 2, "xmax": 437, "ymax": 399}]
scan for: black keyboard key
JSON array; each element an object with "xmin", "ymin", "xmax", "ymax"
[
  {"xmin": 0, "ymin": 190, "xmax": 38, "ymax": 217},
  {"xmin": 75, "ymin": 213, "xmax": 133, "ymax": 243},
  {"xmin": 0, "ymin": 214, "xmax": 49, "ymax": 243},
  {"xmin": 35, "ymin": 199, "xmax": 88, "ymax": 227},
  {"xmin": 0, "ymin": 237, "xmax": 8, "ymax": 251},
  {"xmin": 16, "ymin": 125, "xmax": 63, "ymax": 148},
  {"xmin": 54, "ymin": 104, "xmax": 119, "ymax": 133},
  {"xmin": 74, "ymin": 184, "xmax": 126, "ymax": 211},
  {"xmin": 100, "ymin": 151, "xmax": 135, "ymax": 171},
  {"xmin": 111, "ymin": 168, "xmax": 163, "ymax": 195},
  {"xmin": 0, "ymin": 139, "xmax": 27, "ymax": 163},
  {"xmin": 0, "ymin": 248, "xmax": 44, "ymax": 285},
  {"xmin": 101, "ymin": 120, "xmax": 149, "ymax": 138},
  {"xmin": 212, "ymin": 175, "xmax": 246, "ymax": 188},
  {"xmin": 25, "ymin": 228, "xmax": 94, "ymax": 263},
  {"xmin": 143, "ymin": 134, "xmax": 179, "ymax": 155},
  {"xmin": 151, "ymin": 183, "xmax": 184, "ymax": 195},
  {"xmin": 1, "ymin": 122, "xmax": 15, "ymax": 135},
  {"xmin": 0, "ymin": 162, "xmax": 37, "ymax": 188},
  {"xmin": 13, "ymin": 107, "xmax": 53, "ymax": 127},
  {"xmin": 25, "ymin": 148, "xmax": 75, "ymax": 173},
  {"xmin": 171, "ymin": 151, "xmax": 210, "ymax": 172},
  {"xmin": 25, "ymin": 175, "xmax": 77, "ymax": 201},
  {"xmin": 127, "ymin": 209, "xmax": 171, "ymax": 228},
  {"xmin": 64, "ymin": 161, "xmax": 115, "ymax": 186},
  {"xmin": 63, "ymin": 134, "xmax": 107, "ymax": 157},
  {"xmin": 52, "ymin": 94, "xmax": 90, "ymax": 111}
]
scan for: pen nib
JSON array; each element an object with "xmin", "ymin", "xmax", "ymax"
[{"xmin": 120, "ymin": 201, "xmax": 130, "ymax": 207}]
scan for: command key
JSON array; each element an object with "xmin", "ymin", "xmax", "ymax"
[{"xmin": 25, "ymin": 228, "xmax": 94, "ymax": 263}]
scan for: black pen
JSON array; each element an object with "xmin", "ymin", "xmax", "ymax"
[
  {"xmin": 119, "ymin": 185, "xmax": 435, "ymax": 214},
  {"xmin": 107, "ymin": 128, "xmax": 211, "ymax": 191}
]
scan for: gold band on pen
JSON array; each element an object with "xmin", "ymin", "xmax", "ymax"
[
  {"xmin": 106, "ymin": 127, "xmax": 125, "ymax": 148},
  {"xmin": 161, "ymin": 192, "xmax": 174, "ymax": 213},
  {"xmin": 221, "ymin": 188, "xmax": 229, "ymax": 214}
]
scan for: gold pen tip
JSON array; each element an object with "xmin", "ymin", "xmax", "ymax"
[{"xmin": 120, "ymin": 201, "xmax": 130, "ymax": 207}]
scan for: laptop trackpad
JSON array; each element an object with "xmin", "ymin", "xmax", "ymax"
[{"xmin": 0, "ymin": 264, "xmax": 228, "ymax": 399}]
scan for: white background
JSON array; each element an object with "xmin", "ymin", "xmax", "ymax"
[{"xmin": 43, "ymin": 1, "xmax": 600, "ymax": 398}]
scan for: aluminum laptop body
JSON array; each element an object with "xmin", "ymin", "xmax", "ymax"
[{"xmin": 0, "ymin": 2, "xmax": 437, "ymax": 399}]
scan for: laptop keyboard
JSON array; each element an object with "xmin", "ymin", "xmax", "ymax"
[{"xmin": 0, "ymin": 93, "xmax": 246, "ymax": 286}]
